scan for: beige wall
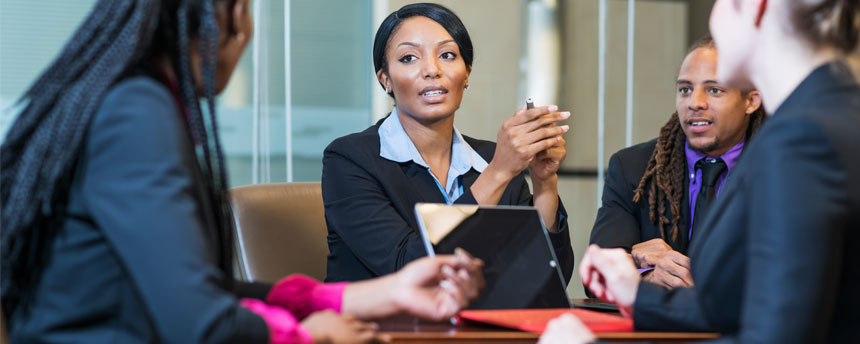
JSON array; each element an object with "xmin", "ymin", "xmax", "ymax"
[
  {"xmin": 562, "ymin": 0, "xmax": 687, "ymax": 170},
  {"xmin": 560, "ymin": 0, "xmax": 688, "ymax": 297}
]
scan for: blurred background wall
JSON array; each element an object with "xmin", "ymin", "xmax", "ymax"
[{"xmin": 2, "ymin": 0, "xmax": 858, "ymax": 297}]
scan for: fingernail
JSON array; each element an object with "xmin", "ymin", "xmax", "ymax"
[
  {"xmin": 459, "ymin": 269, "xmax": 470, "ymax": 279},
  {"xmin": 454, "ymin": 247, "xmax": 469, "ymax": 260},
  {"xmin": 561, "ymin": 125, "xmax": 569, "ymax": 132},
  {"xmin": 442, "ymin": 265, "xmax": 456, "ymax": 275},
  {"xmin": 548, "ymin": 105, "xmax": 558, "ymax": 112},
  {"xmin": 561, "ymin": 111, "xmax": 571, "ymax": 119}
]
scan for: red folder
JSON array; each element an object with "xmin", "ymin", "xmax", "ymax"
[{"xmin": 459, "ymin": 308, "xmax": 633, "ymax": 333}]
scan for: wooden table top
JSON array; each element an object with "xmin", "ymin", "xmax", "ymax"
[{"xmin": 378, "ymin": 299, "xmax": 719, "ymax": 343}]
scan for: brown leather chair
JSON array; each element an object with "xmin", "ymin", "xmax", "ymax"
[{"xmin": 229, "ymin": 182, "xmax": 329, "ymax": 283}]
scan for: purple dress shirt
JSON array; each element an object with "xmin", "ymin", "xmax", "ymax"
[
  {"xmin": 685, "ymin": 137, "xmax": 745, "ymax": 239},
  {"xmin": 637, "ymin": 137, "xmax": 745, "ymax": 274}
]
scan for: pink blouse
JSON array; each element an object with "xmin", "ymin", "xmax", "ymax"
[{"xmin": 240, "ymin": 274, "xmax": 349, "ymax": 344}]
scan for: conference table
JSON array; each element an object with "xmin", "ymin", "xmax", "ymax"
[{"xmin": 379, "ymin": 299, "xmax": 719, "ymax": 343}]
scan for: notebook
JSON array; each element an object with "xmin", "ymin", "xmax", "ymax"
[{"xmin": 459, "ymin": 308, "xmax": 633, "ymax": 333}]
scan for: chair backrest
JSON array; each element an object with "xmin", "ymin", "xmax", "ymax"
[{"xmin": 229, "ymin": 182, "xmax": 329, "ymax": 283}]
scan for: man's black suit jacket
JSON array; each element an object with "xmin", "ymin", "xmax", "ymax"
[
  {"xmin": 633, "ymin": 62, "xmax": 860, "ymax": 343},
  {"xmin": 321, "ymin": 120, "xmax": 574, "ymax": 284},
  {"xmin": 590, "ymin": 139, "xmax": 692, "ymax": 254}
]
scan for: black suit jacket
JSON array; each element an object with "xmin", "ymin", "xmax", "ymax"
[
  {"xmin": 322, "ymin": 119, "xmax": 574, "ymax": 283},
  {"xmin": 633, "ymin": 62, "xmax": 860, "ymax": 343},
  {"xmin": 590, "ymin": 139, "xmax": 691, "ymax": 253},
  {"xmin": 8, "ymin": 76, "xmax": 270, "ymax": 343}
]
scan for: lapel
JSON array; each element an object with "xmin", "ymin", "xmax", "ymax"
[
  {"xmin": 383, "ymin": 161, "xmax": 447, "ymax": 227},
  {"xmin": 399, "ymin": 162, "xmax": 447, "ymax": 203},
  {"xmin": 687, "ymin": 163, "xmax": 744, "ymax": 258},
  {"xmin": 460, "ymin": 168, "xmax": 481, "ymax": 193},
  {"xmin": 678, "ymin": 171, "xmax": 691, "ymax": 252}
]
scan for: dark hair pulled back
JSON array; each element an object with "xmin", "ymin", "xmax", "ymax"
[{"xmin": 372, "ymin": 2, "xmax": 474, "ymax": 93}]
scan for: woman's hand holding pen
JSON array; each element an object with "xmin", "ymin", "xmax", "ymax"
[
  {"xmin": 470, "ymin": 102, "xmax": 569, "ymax": 213},
  {"xmin": 528, "ymin": 128, "xmax": 567, "ymax": 182},
  {"xmin": 485, "ymin": 104, "xmax": 570, "ymax": 182},
  {"xmin": 525, "ymin": 99, "xmax": 569, "ymax": 183}
]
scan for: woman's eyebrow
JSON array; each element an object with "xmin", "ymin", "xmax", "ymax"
[{"xmin": 396, "ymin": 41, "xmax": 420, "ymax": 48}]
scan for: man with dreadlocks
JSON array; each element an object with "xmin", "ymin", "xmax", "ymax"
[
  {"xmin": 588, "ymin": 37, "xmax": 765, "ymax": 291},
  {"xmin": 0, "ymin": 0, "xmax": 484, "ymax": 343}
]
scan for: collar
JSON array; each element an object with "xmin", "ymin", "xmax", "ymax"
[
  {"xmin": 685, "ymin": 136, "xmax": 745, "ymax": 175},
  {"xmin": 378, "ymin": 107, "xmax": 488, "ymax": 174}
]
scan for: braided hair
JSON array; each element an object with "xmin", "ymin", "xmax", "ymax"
[
  {"xmin": 631, "ymin": 38, "xmax": 767, "ymax": 242},
  {"xmin": 0, "ymin": 0, "xmax": 235, "ymax": 316}
]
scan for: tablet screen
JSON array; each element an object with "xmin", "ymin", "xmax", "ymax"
[{"xmin": 415, "ymin": 204, "xmax": 571, "ymax": 309}]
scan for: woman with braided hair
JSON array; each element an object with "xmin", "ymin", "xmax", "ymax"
[
  {"xmin": 589, "ymin": 36, "xmax": 764, "ymax": 292},
  {"xmin": 1, "ymin": 1, "xmax": 484, "ymax": 343}
]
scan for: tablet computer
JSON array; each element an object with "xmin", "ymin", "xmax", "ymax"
[{"xmin": 414, "ymin": 203, "xmax": 571, "ymax": 309}]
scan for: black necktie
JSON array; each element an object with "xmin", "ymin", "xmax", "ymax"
[{"xmin": 690, "ymin": 158, "xmax": 727, "ymax": 240}]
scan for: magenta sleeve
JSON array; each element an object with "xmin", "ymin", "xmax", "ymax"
[
  {"xmin": 265, "ymin": 274, "xmax": 349, "ymax": 320},
  {"xmin": 240, "ymin": 298, "xmax": 313, "ymax": 344}
]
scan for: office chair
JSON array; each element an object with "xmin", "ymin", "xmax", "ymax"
[{"xmin": 229, "ymin": 182, "xmax": 329, "ymax": 283}]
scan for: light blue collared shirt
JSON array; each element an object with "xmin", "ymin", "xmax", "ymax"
[{"xmin": 379, "ymin": 108, "xmax": 488, "ymax": 204}]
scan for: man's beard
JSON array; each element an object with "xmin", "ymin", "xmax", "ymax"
[{"xmin": 689, "ymin": 137, "xmax": 720, "ymax": 155}]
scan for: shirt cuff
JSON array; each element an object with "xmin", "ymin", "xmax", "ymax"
[
  {"xmin": 266, "ymin": 274, "xmax": 349, "ymax": 320},
  {"xmin": 311, "ymin": 281, "xmax": 348, "ymax": 313},
  {"xmin": 240, "ymin": 298, "xmax": 314, "ymax": 344}
]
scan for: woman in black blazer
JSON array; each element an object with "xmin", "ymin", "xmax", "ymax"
[
  {"xmin": 322, "ymin": 3, "xmax": 574, "ymax": 283},
  {"xmin": 542, "ymin": 0, "xmax": 860, "ymax": 343},
  {"xmin": 0, "ymin": 1, "xmax": 484, "ymax": 343}
]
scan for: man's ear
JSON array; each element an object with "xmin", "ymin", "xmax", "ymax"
[{"xmin": 745, "ymin": 90, "xmax": 763, "ymax": 115}]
